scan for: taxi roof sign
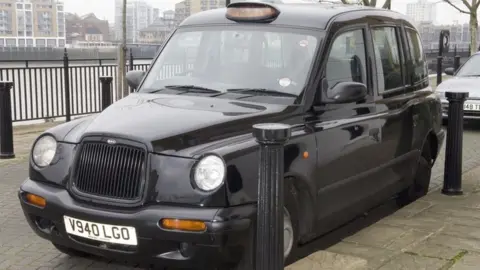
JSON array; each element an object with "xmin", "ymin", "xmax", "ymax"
[
  {"xmin": 230, "ymin": 0, "xmax": 319, "ymax": 3},
  {"xmin": 226, "ymin": 1, "xmax": 281, "ymax": 22}
]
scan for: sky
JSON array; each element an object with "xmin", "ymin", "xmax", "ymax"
[{"xmin": 62, "ymin": 0, "xmax": 471, "ymax": 25}]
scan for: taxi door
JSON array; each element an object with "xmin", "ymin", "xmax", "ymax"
[{"xmin": 307, "ymin": 25, "xmax": 388, "ymax": 236}]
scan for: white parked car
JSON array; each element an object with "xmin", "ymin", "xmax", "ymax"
[{"xmin": 436, "ymin": 52, "xmax": 480, "ymax": 121}]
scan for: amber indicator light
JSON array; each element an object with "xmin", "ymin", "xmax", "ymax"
[
  {"xmin": 25, "ymin": 193, "xmax": 47, "ymax": 208},
  {"xmin": 161, "ymin": 218, "xmax": 207, "ymax": 232},
  {"xmin": 303, "ymin": 151, "xmax": 309, "ymax": 159}
]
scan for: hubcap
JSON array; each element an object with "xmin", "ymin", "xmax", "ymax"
[{"xmin": 283, "ymin": 208, "xmax": 294, "ymax": 259}]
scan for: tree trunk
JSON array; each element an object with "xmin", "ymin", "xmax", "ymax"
[
  {"xmin": 470, "ymin": 12, "xmax": 478, "ymax": 56},
  {"xmin": 117, "ymin": 0, "xmax": 128, "ymax": 99}
]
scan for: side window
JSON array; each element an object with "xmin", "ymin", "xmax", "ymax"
[
  {"xmin": 405, "ymin": 28, "xmax": 427, "ymax": 84},
  {"xmin": 372, "ymin": 27, "xmax": 403, "ymax": 92},
  {"xmin": 325, "ymin": 29, "xmax": 367, "ymax": 96}
]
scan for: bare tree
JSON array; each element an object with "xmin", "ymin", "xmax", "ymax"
[
  {"xmin": 338, "ymin": 0, "xmax": 392, "ymax": 9},
  {"xmin": 444, "ymin": 0, "xmax": 479, "ymax": 56}
]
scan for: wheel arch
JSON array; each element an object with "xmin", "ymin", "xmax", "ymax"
[{"xmin": 284, "ymin": 173, "xmax": 316, "ymax": 244}]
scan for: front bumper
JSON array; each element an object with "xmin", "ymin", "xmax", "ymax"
[{"xmin": 18, "ymin": 178, "xmax": 255, "ymax": 269}]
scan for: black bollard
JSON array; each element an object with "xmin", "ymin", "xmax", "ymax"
[
  {"xmin": 129, "ymin": 49, "xmax": 134, "ymax": 71},
  {"xmin": 453, "ymin": 45, "xmax": 460, "ymax": 72},
  {"xmin": 442, "ymin": 92, "xmax": 469, "ymax": 196},
  {"xmin": 253, "ymin": 123, "xmax": 291, "ymax": 270},
  {"xmin": 99, "ymin": 76, "xmax": 113, "ymax": 111},
  {"xmin": 436, "ymin": 56, "xmax": 443, "ymax": 85},
  {"xmin": 454, "ymin": 55, "xmax": 460, "ymax": 71},
  {"xmin": 63, "ymin": 49, "xmax": 71, "ymax": 122},
  {"xmin": 0, "ymin": 81, "xmax": 15, "ymax": 159}
]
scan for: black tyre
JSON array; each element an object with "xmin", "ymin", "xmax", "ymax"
[
  {"xmin": 232, "ymin": 179, "xmax": 300, "ymax": 269},
  {"xmin": 396, "ymin": 140, "xmax": 433, "ymax": 207},
  {"xmin": 53, "ymin": 243, "xmax": 92, "ymax": 258}
]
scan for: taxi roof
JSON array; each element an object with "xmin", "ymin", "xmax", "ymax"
[{"xmin": 179, "ymin": 1, "xmax": 410, "ymax": 30}]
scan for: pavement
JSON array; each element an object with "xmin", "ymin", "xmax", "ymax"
[{"xmin": 3, "ymin": 120, "xmax": 480, "ymax": 269}]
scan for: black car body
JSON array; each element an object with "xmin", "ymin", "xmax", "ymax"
[
  {"xmin": 19, "ymin": 1, "xmax": 444, "ymax": 269},
  {"xmin": 437, "ymin": 52, "xmax": 480, "ymax": 120}
]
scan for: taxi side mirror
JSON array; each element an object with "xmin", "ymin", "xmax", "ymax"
[
  {"xmin": 327, "ymin": 81, "xmax": 367, "ymax": 104},
  {"xmin": 126, "ymin": 70, "xmax": 146, "ymax": 89},
  {"xmin": 444, "ymin": 67, "xmax": 455, "ymax": 76}
]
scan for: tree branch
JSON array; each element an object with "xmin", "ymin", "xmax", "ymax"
[
  {"xmin": 443, "ymin": 0, "xmax": 471, "ymax": 14},
  {"xmin": 362, "ymin": 0, "xmax": 370, "ymax": 6},
  {"xmin": 475, "ymin": 0, "xmax": 480, "ymax": 10},
  {"xmin": 461, "ymin": 0, "xmax": 472, "ymax": 9}
]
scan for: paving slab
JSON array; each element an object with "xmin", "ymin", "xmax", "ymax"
[
  {"xmin": 425, "ymin": 234, "xmax": 480, "ymax": 254},
  {"xmin": 326, "ymin": 242, "xmax": 396, "ymax": 269},
  {"xmin": 404, "ymin": 241, "xmax": 463, "ymax": 261},
  {"xmin": 450, "ymin": 252, "xmax": 480, "ymax": 270},
  {"xmin": 285, "ymin": 250, "xmax": 367, "ymax": 270},
  {"xmin": 343, "ymin": 224, "xmax": 434, "ymax": 251},
  {"xmin": 376, "ymin": 253, "xmax": 448, "ymax": 270}
]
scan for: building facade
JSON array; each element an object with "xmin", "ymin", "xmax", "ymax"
[
  {"xmin": 114, "ymin": 0, "xmax": 155, "ymax": 44},
  {"xmin": 162, "ymin": 10, "xmax": 175, "ymax": 29},
  {"xmin": 138, "ymin": 19, "xmax": 169, "ymax": 44},
  {"xmin": 0, "ymin": 0, "xmax": 66, "ymax": 47},
  {"xmin": 65, "ymin": 12, "xmax": 109, "ymax": 45},
  {"xmin": 406, "ymin": 0, "xmax": 437, "ymax": 24},
  {"xmin": 138, "ymin": 10, "xmax": 176, "ymax": 44},
  {"xmin": 174, "ymin": 0, "xmax": 226, "ymax": 26}
]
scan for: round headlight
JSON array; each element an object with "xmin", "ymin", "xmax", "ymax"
[
  {"xmin": 32, "ymin": 135, "xmax": 57, "ymax": 167},
  {"xmin": 193, "ymin": 155, "xmax": 226, "ymax": 192}
]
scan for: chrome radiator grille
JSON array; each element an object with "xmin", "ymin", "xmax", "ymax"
[{"xmin": 72, "ymin": 140, "xmax": 147, "ymax": 202}]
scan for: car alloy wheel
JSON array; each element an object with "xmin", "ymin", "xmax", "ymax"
[{"xmin": 284, "ymin": 207, "xmax": 294, "ymax": 259}]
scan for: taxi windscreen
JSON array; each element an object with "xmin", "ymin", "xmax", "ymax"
[{"xmin": 139, "ymin": 26, "xmax": 323, "ymax": 103}]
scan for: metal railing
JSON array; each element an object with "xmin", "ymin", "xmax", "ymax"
[{"xmin": 0, "ymin": 50, "xmax": 152, "ymax": 123}]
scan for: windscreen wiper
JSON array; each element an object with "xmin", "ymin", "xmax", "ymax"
[
  {"xmin": 164, "ymin": 85, "xmax": 222, "ymax": 93},
  {"xmin": 145, "ymin": 85, "xmax": 222, "ymax": 94},
  {"xmin": 226, "ymin": 88, "xmax": 297, "ymax": 97}
]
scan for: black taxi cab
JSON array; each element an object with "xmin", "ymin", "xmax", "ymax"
[{"xmin": 18, "ymin": 0, "xmax": 444, "ymax": 269}]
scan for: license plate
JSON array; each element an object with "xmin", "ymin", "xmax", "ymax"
[
  {"xmin": 64, "ymin": 216, "xmax": 137, "ymax": 246},
  {"xmin": 464, "ymin": 103, "xmax": 480, "ymax": 111}
]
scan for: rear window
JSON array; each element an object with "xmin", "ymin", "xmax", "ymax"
[{"xmin": 405, "ymin": 28, "xmax": 428, "ymax": 84}]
